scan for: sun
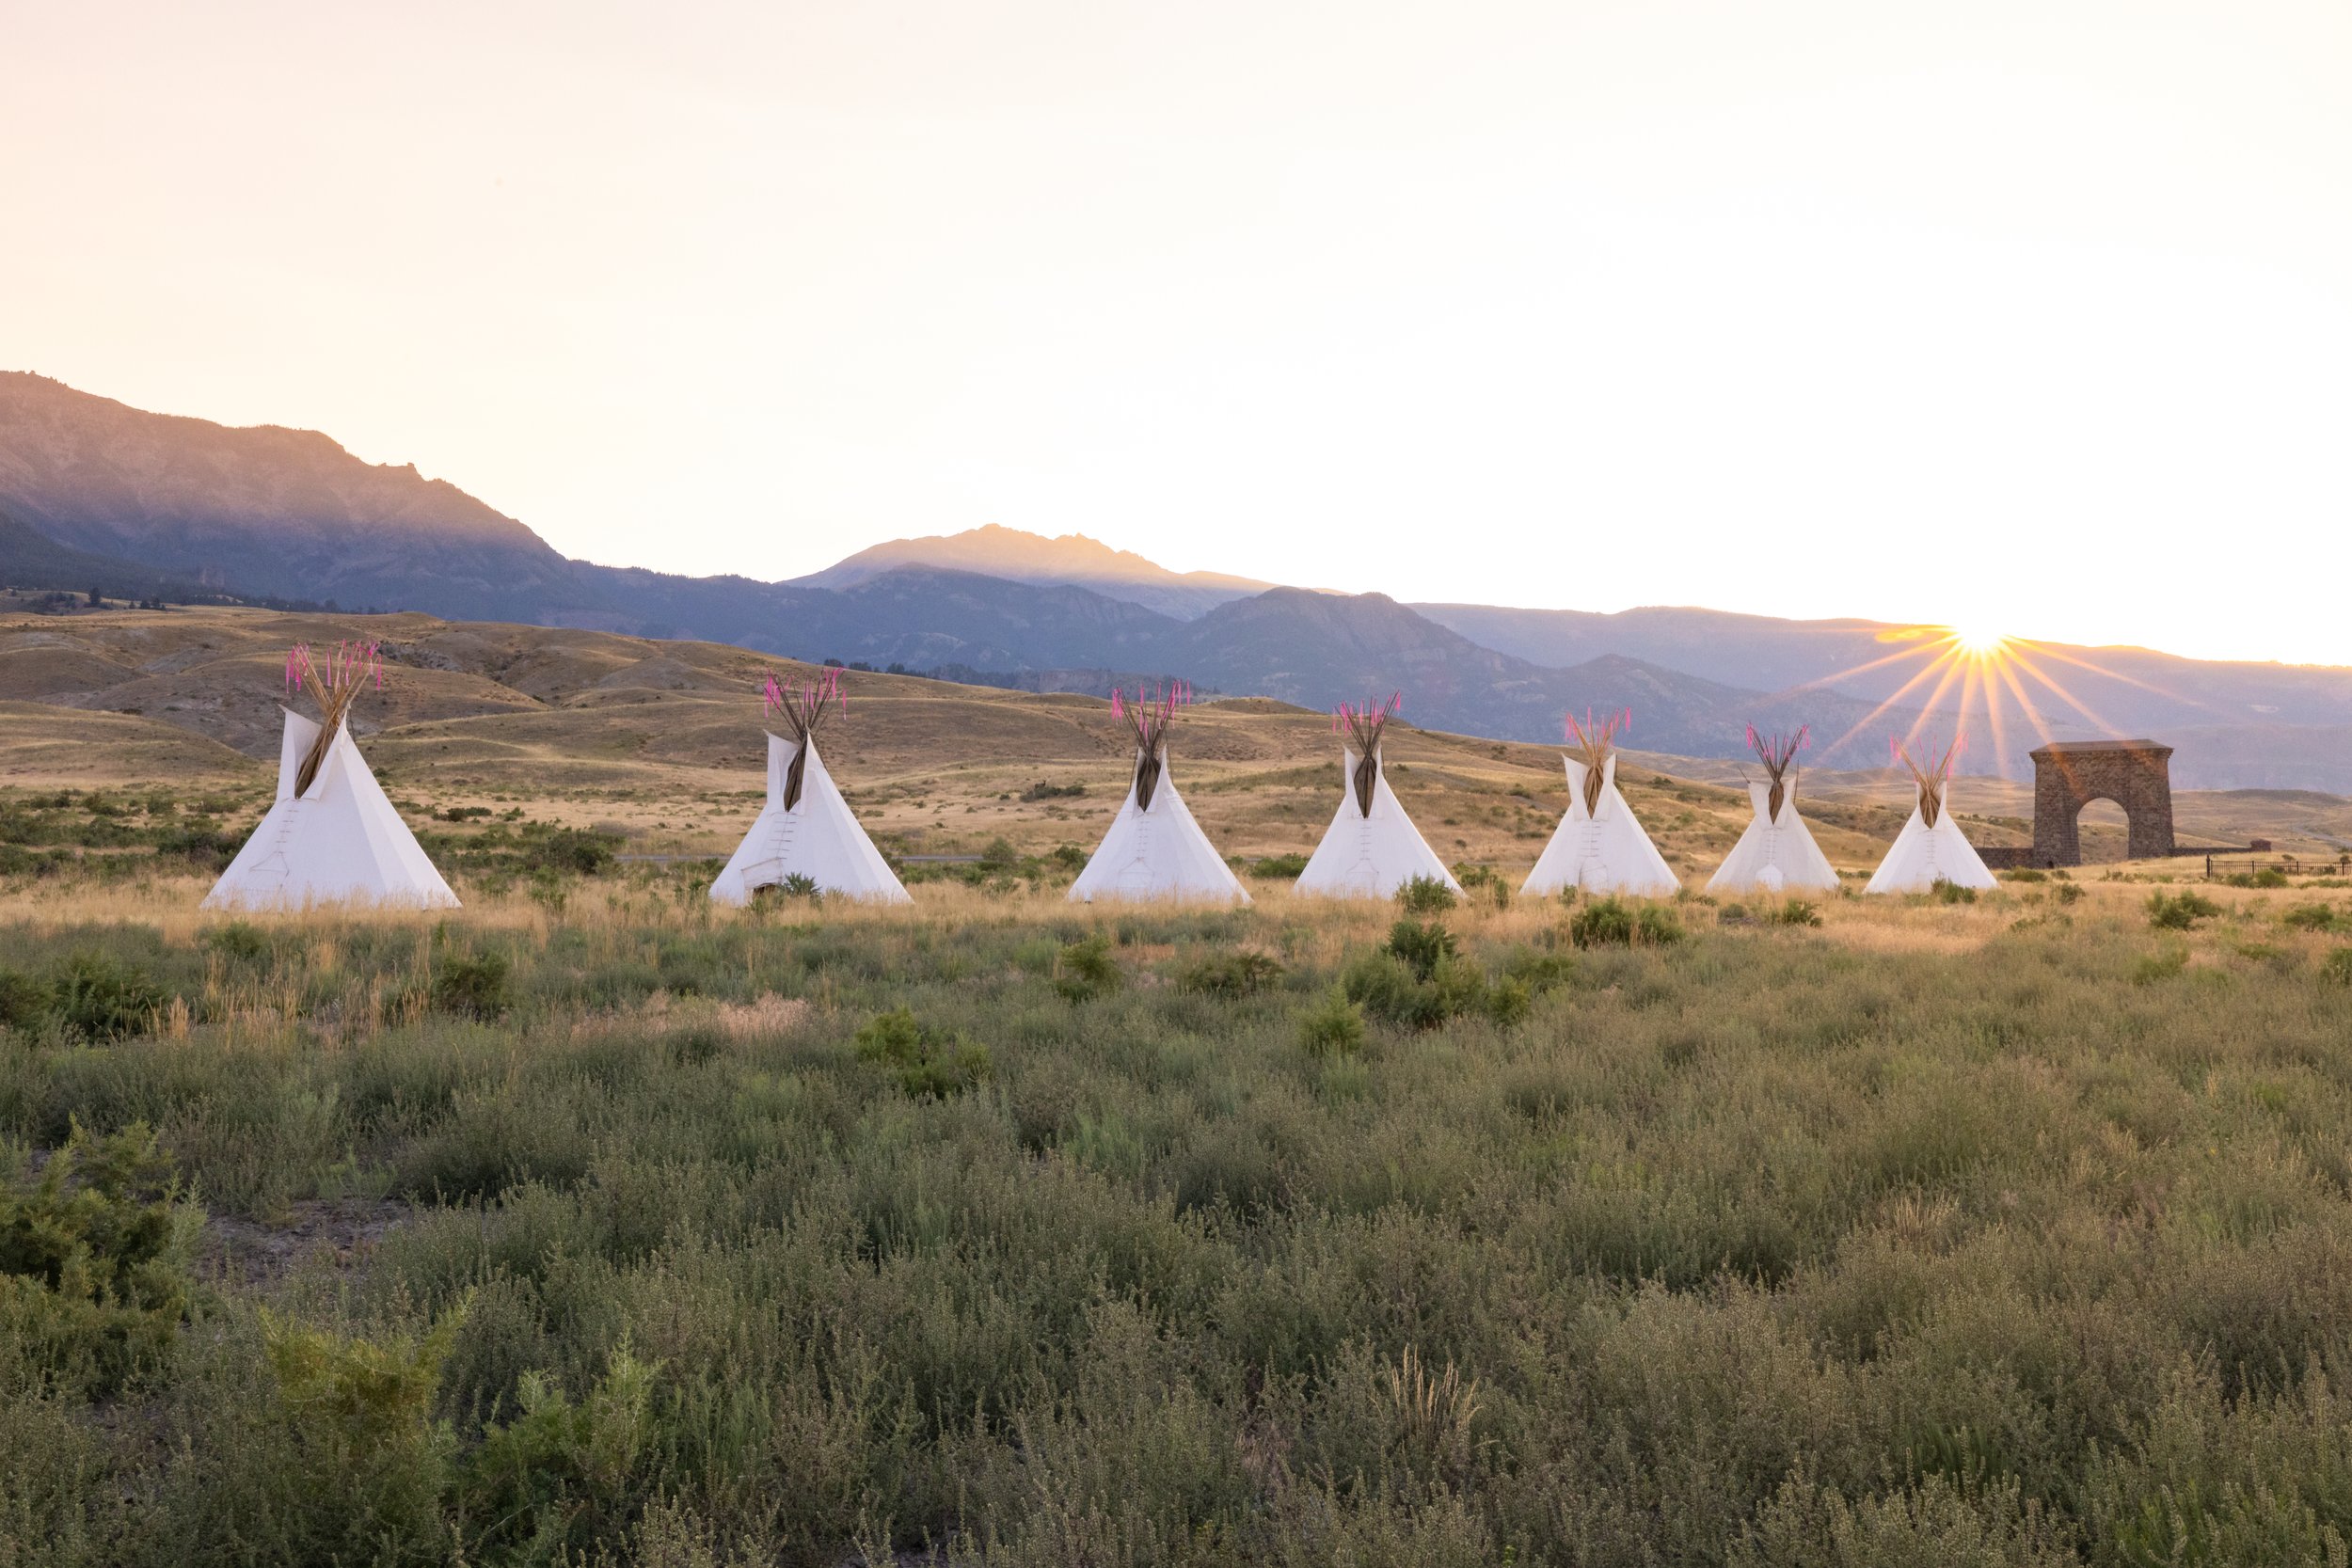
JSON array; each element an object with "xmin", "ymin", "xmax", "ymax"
[{"xmin": 1949, "ymin": 625, "xmax": 2009, "ymax": 658}]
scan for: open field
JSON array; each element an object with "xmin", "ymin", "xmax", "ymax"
[
  {"xmin": 2, "ymin": 831, "xmax": 2352, "ymax": 1562},
  {"xmin": 6, "ymin": 606, "xmax": 2346, "ymax": 875},
  {"xmin": 8, "ymin": 608, "xmax": 2352, "ymax": 1562}
]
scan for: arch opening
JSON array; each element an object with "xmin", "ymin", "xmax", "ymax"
[{"xmin": 2073, "ymin": 798, "xmax": 2132, "ymax": 863}]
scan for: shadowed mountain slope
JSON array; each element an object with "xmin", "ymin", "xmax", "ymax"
[{"xmin": 0, "ymin": 372, "xmax": 612, "ymax": 622}]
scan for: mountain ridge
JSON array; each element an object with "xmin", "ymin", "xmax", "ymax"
[
  {"xmin": 3, "ymin": 372, "xmax": 2347, "ymax": 788},
  {"xmin": 795, "ymin": 522, "xmax": 1270, "ymax": 620}
]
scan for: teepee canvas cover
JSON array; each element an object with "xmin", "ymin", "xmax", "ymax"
[
  {"xmin": 711, "ymin": 669, "xmax": 911, "ymax": 905},
  {"xmin": 1295, "ymin": 695, "xmax": 1458, "ymax": 898},
  {"xmin": 205, "ymin": 642, "xmax": 459, "ymax": 911},
  {"xmin": 1070, "ymin": 682, "xmax": 1249, "ymax": 905},
  {"xmin": 1708, "ymin": 725, "xmax": 1840, "ymax": 895},
  {"xmin": 1521, "ymin": 709, "xmax": 1680, "ymax": 898},
  {"xmin": 1865, "ymin": 736, "xmax": 1998, "ymax": 894}
]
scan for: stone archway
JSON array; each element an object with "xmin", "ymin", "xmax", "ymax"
[{"xmin": 2029, "ymin": 740, "xmax": 2176, "ymax": 865}]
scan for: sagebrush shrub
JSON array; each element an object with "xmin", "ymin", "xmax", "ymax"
[{"xmin": 1931, "ymin": 879, "xmax": 1978, "ymax": 905}]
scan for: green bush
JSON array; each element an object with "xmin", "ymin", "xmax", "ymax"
[
  {"xmin": 1397, "ymin": 875, "xmax": 1457, "ymax": 915},
  {"xmin": 1296, "ymin": 990, "xmax": 1367, "ymax": 1057},
  {"xmin": 1931, "ymin": 879, "xmax": 1979, "ymax": 905},
  {"xmin": 431, "ymin": 950, "xmax": 513, "ymax": 1021},
  {"xmin": 1758, "ymin": 897, "xmax": 1823, "ymax": 928},
  {"xmin": 1386, "ymin": 918, "xmax": 1458, "ymax": 981},
  {"xmin": 852, "ymin": 1007, "xmax": 993, "ymax": 1097},
  {"xmin": 1500, "ymin": 945, "xmax": 1577, "ymax": 991},
  {"xmin": 1179, "ymin": 949, "xmax": 1287, "ymax": 998},
  {"xmin": 524, "ymin": 826, "xmax": 620, "ymax": 877},
  {"xmin": 1454, "ymin": 863, "xmax": 1512, "ymax": 910},
  {"xmin": 1569, "ymin": 895, "xmax": 1636, "ymax": 946},
  {"xmin": 0, "ymin": 1121, "xmax": 194, "ymax": 1392},
  {"xmin": 47, "ymin": 952, "xmax": 167, "ymax": 1039},
  {"xmin": 2148, "ymin": 890, "xmax": 2223, "ymax": 930},
  {"xmin": 1570, "ymin": 896, "xmax": 1685, "ymax": 948},
  {"xmin": 456, "ymin": 1346, "xmax": 659, "ymax": 1562},
  {"xmin": 2282, "ymin": 903, "xmax": 2342, "ymax": 933},
  {"xmin": 202, "ymin": 919, "xmax": 274, "ymax": 963},
  {"xmin": 1340, "ymin": 920, "xmax": 1532, "ymax": 1030},
  {"xmin": 1248, "ymin": 853, "xmax": 1309, "ymax": 879},
  {"xmin": 2133, "ymin": 946, "xmax": 2191, "ymax": 984},
  {"xmin": 1054, "ymin": 932, "xmax": 1123, "ymax": 1002},
  {"xmin": 0, "ymin": 967, "xmax": 51, "ymax": 1032},
  {"xmin": 2323, "ymin": 948, "xmax": 2352, "ymax": 988},
  {"xmin": 262, "ymin": 1308, "xmax": 460, "ymax": 1550}
]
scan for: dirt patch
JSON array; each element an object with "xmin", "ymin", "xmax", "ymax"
[{"xmin": 199, "ymin": 1196, "xmax": 416, "ymax": 1291}]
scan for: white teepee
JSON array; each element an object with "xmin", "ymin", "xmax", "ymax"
[
  {"xmin": 1070, "ymin": 682, "xmax": 1249, "ymax": 905},
  {"xmin": 711, "ymin": 670, "xmax": 911, "ymax": 906},
  {"xmin": 1707, "ymin": 725, "xmax": 1840, "ymax": 895},
  {"xmin": 1521, "ymin": 710, "xmax": 1680, "ymax": 898},
  {"xmin": 206, "ymin": 643, "xmax": 458, "ymax": 911},
  {"xmin": 1295, "ymin": 696, "xmax": 1457, "ymax": 898},
  {"xmin": 1865, "ymin": 737, "xmax": 1998, "ymax": 894}
]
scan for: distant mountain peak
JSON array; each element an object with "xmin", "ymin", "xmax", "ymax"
[{"xmin": 796, "ymin": 524, "xmax": 1271, "ymax": 620}]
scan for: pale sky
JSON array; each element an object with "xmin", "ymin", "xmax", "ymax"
[{"xmin": 6, "ymin": 1, "xmax": 2348, "ymax": 664}]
